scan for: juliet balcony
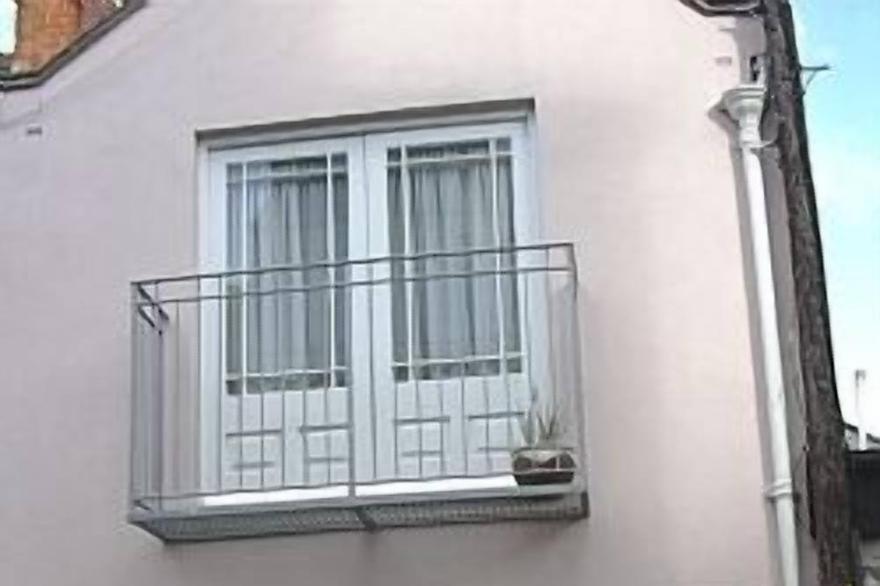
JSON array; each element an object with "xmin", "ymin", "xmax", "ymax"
[{"xmin": 129, "ymin": 242, "xmax": 588, "ymax": 541}]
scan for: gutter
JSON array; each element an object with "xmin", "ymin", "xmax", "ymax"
[
  {"xmin": 722, "ymin": 84, "xmax": 799, "ymax": 586},
  {"xmin": 678, "ymin": 0, "xmax": 762, "ymax": 17}
]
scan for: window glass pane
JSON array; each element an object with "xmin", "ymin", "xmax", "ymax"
[
  {"xmin": 407, "ymin": 140, "xmax": 489, "ymax": 162},
  {"xmin": 388, "ymin": 139, "xmax": 521, "ymax": 381},
  {"xmin": 226, "ymin": 154, "xmax": 349, "ymax": 393},
  {"xmin": 387, "ymin": 163, "xmax": 409, "ymax": 367},
  {"xmin": 225, "ymin": 169, "xmax": 244, "ymax": 378},
  {"xmin": 331, "ymin": 153, "xmax": 347, "ymax": 169},
  {"xmin": 497, "ymin": 157, "xmax": 521, "ymax": 353},
  {"xmin": 227, "ymin": 163, "xmax": 243, "ymax": 184},
  {"xmin": 333, "ymin": 171, "xmax": 350, "ymax": 370}
]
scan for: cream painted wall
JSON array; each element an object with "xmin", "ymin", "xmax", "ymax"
[{"xmin": 0, "ymin": 1, "xmax": 775, "ymax": 584}]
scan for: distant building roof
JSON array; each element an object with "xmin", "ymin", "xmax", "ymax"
[{"xmin": 844, "ymin": 423, "xmax": 880, "ymax": 450}]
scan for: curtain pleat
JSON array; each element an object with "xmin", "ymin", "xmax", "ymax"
[
  {"xmin": 227, "ymin": 159, "xmax": 347, "ymax": 391},
  {"xmin": 391, "ymin": 148, "xmax": 519, "ymax": 379}
]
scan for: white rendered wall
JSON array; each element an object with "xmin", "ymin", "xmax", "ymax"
[{"xmin": 0, "ymin": 1, "xmax": 774, "ymax": 584}]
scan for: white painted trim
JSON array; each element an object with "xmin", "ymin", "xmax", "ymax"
[
  {"xmin": 199, "ymin": 135, "xmax": 369, "ymax": 492},
  {"xmin": 362, "ymin": 120, "xmax": 543, "ymax": 479},
  {"xmin": 195, "ymin": 114, "xmax": 544, "ymax": 498}
]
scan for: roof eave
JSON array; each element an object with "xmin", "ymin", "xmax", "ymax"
[{"xmin": 679, "ymin": 0, "xmax": 764, "ymax": 16}]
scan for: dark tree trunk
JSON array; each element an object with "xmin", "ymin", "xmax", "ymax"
[{"xmin": 761, "ymin": 1, "xmax": 857, "ymax": 584}]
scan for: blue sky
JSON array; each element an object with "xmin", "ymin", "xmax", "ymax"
[
  {"xmin": 792, "ymin": 1, "xmax": 880, "ymax": 431},
  {"xmin": 0, "ymin": 1, "xmax": 13, "ymax": 54}
]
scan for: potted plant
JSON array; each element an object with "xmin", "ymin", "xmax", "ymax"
[{"xmin": 512, "ymin": 401, "xmax": 576, "ymax": 486}]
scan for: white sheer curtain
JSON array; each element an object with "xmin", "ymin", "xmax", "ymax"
[
  {"xmin": 225, "ymin": 158, "xmax": 348, "ymax": 392},
  {"xmin": 388, "ymin": 142, "xmax": 520, "ymax": 380}
]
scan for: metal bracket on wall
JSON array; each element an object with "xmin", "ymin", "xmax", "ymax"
[{"xmin": 799, "ymin": 64, "xmax": 832, "ymax": 94}]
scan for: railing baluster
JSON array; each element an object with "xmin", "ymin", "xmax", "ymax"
[
  {"xmin": 326, "ymin": 155, "xmax": 335, "ymax": 487},
  {"xmin": 368, "ymin": 260, "xmax": 378, "ymax": 483},
  {"xmin": 174, "ymin": 300, "xmax": 181, "ymax": 496},
  {"xmin": 346, "ymin": 273, "xmax": 357, "ymax": 495},
  {"xmin": 393, "ymin": 361, "xmax": 399, "ymax": 478},
  {"xmin": 401, "ymin": 146, "xmax": 412, "ymax": 480},
  {"xmin": 239, "ymin": 166, "xmax": 249, "ymax": 491},
  {"xmin": 129, "ymin": 286, "xmax": 139, "ymax": 507},
  {"xmin": 459, "ymin": 270, "xmax": 469, "ymax": 477},
  {"xmin": 545, "ymin": 247, "xmax": 558, "ymax": 408},
  {"xmin": 276, "ymin": 268, "xmax": 285, "ymax": 488},
  {"xmin": 522, "ymin": 255, "xmax": 534, "ymax": 420},
  {"xmin": 482, "ymin": 360, "xmax": 491, "ymax": 474},
  {"xmin": 195, "ymin": 276, "xmax": 201, "ymax": 497},
  {"xmin": 439, "ymin": 352, "xmax": 446, "ymax": 478},
  {"xmin": 217, "ymin": 275, "xmax": 224, "ymax": 494},
  {"xmin": 258, "ymin": 271, "xmax": 265, "ymax": 492},
  {"xmin": 154, "ymin": 282, "xmax": 164, "ymax": 508},
  {"xmin": 301, "ymin": 265, "xmax": 310, "ymax": 486},
  {"xmin": 567, "ymin": 244, "xmax": 587, "ymax": 471}
]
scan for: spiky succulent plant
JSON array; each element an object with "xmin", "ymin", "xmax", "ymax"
[{"xmin": 519, "ymin": 400, "xmax": 565, "ymax": 448}]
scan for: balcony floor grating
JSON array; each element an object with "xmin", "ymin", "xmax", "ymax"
[{"xmin": 131, "ymin": 489, "xmax": 589, "ymax": 542}]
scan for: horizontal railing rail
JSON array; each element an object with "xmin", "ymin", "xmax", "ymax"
[{"xmin": 132, "ymin": 241, "xmax": 576, "ymax": 286}]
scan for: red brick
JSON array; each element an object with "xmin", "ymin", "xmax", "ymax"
[{"xmin": 11, "ymin": 0, "xmax": 119, "ymax": 73}]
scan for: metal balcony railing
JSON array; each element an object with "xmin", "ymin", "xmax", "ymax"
[{"xmin": 129, "ymin": 242, "xmax": 588, "ymax": 541}]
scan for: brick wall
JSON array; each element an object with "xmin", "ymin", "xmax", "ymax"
[
  {"xmin": 80, "ymin": 0, "xmax": 117, "ymax": 32},
  {"xmin": 11, "ymin": 0, "xmax": 117, "ymax": 73}
]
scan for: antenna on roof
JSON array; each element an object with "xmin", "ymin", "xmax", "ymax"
[{"xmin": 855, "ymin": 369, "xmax": 869, "ymax": 450}]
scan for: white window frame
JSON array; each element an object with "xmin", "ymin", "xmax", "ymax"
[
  {"xmin": 363, "ymin": 122, "xmax": 543, "ymax": 481},
  {"xmin": 195, "ymin": 111, "xmax": 546, "ymax": 501},
  {"xmin": 199, "ymin": 136, "xmax": 366, "ymax": 494}
]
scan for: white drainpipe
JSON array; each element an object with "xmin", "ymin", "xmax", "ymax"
[{"xmin": 722, "ymin": 84, "xmax": 799, "ymax": 586}]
